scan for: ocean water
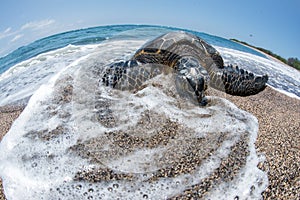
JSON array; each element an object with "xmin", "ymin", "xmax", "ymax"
[
  {"xmin": 0, "ymin": 25, "xmax": 267, "ymax": 75},
  {"xmin": 0, "ymin": 25, "xmax": 299, "ymax": 106},
  {"xmin": 0, "ymin": 25, "xmax": 299, "ymax": 200}
]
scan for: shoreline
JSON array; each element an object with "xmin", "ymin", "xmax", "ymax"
[
  {"xmin": 232, "ymin": 40, "xmax": 295, "ymax": 69},
  {"xmin": 0, "ymin": 86, "xmax": 299, "ymax": 199}
]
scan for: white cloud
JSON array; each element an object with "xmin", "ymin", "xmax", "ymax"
[
  {"xmin": 0, "ymin": 19, "xmax": 64, "ymax": 57},
  {"xmin": 0, "ymin": 27, "xmax": 13, "ymax": 39},
  {"xmin": 21, "ymin": 19, "xmax": 55, "ymax": 31},
  {"xmin": 0, "ymin": 19, "xmax": 56, "ymax": 42},
  {"xmin": 11, "ymin": 34, "xmax": 23, "ymax": 42},
  {"xmin": 4, "ymin": 27, "xmax": 11, "ymax": 34}
]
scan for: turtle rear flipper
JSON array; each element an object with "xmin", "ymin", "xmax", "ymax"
[{"xmin": 211, "ymin": 65, "xmax": 268, "ymax": 96}]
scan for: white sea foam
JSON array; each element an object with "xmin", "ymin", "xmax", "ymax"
[
  {"xmin": 0, "ymin": 41, "xmax": 138, "ymax": 106},
  {"xmin": 1, "ymin": 38, "xmax": 299, "ymax": 107},
  {"xmin": 0, "ymin": 39, "xmax": 268, "ymax": 199},
  {"xmin": 268, "ymin": 85, "xmax": 300, "ymax": 100}
]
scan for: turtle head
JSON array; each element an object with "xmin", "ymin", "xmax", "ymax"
[
  {"xmin": 175, "ymin": 74, "xmax": 208, "ymax": 106},
  {"xmin": 175, "ymin": 57, "xmax": 210, "ymax": 106},
  {"xmin": 186, "ymin": 76, "xmax": 208, "ymax": 106}
]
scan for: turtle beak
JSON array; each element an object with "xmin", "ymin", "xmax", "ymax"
[{"xmin": 199, "ymin": 97, "xmax": 208, "ymax": 106}]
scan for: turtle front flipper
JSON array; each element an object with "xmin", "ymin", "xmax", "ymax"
[
  {"xmin": 102, "ymin": 60, "xmax": 166, "ymax": 91},
  {"xmin": 210, "ymin": 64, "xmax": 268, "ymax": 96},
  {"xmin": 102, "ymin": 61, "xmax": 127, "ymax": 88}
]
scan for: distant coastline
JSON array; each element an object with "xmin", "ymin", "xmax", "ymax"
[{"xmin": 230, "ymin": 39, "xmax": 300, "ymax": 71}]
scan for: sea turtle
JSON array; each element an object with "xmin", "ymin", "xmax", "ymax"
[{"xmin": 102, "ymin": 31, "xmax": 268, "ymax": 106}]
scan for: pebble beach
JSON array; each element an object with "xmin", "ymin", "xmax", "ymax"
[
  {"xmin": 0, "ymin": 86, "xmax": 299, "ymax": 199},
  {"xmin": 0, "ymin": 106, "xmax": 24, "ymax": 200},
  {"xmin": 209, "ymin": 86, "xmax": 300, "ymax": 199}
]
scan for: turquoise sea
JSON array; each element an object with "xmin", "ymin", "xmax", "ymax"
[
  {"xmin": 0, "ymin": 25, "xmax": 267, "ymax": 75},
  {"xmin": 0, "ymin": 25, "xmax": 299, "ymax": 105}
]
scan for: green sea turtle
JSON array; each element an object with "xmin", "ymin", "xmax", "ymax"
[{"xmin": 102, "ymin": 31, "xmax": 268, "ymax": 106}]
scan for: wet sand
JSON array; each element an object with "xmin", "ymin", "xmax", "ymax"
[
  {"xmin": 0, "ymin": 106, "xmax": 24, "ymax": 200},
  {"xmin": 0, "ymin": 86, "xmax": 299, "ymax": 199}
]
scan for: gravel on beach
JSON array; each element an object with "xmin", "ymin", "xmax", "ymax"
[
  {"xmin": 0, "ymin": 86, "xmax": 299, "ymax": 199},
  {"xmin": 0, "ymin": 106, "xmax": 24, "ymax": 200},
  {"xmin": 208, "ymin": 86, "xmax": 300, "ymax": 199}
]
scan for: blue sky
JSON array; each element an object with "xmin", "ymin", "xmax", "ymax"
[{"xmin": 0, "ymin": 0, "xmax": 299, "ymax": 59}]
